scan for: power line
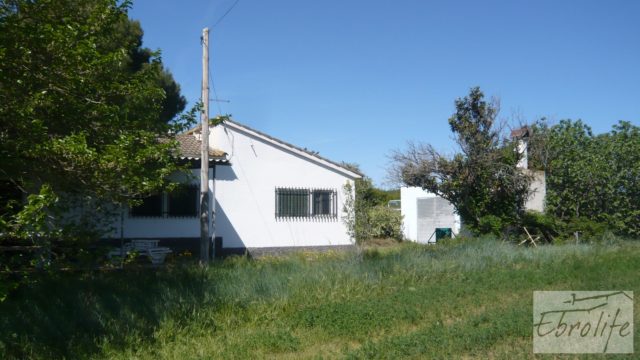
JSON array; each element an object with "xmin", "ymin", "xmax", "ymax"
[
  {"xmin": 212, "ymin": 0, "xmax": 240, "ymax": 28},
  {"xmin": 201, "ymin": 40, "xmax": 226, "ymax": 116},
  {"xmin": 201, "ymin": 1, "xmax": 239, "ymax": 115},
  {"xmin": 209, "ymin": 70, "xmax": 223, "ymax": 116}
]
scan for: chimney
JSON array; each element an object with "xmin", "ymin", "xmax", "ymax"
[{"xmin": 510, "ymin": 127, "xmax": 530, "ymax": 169}]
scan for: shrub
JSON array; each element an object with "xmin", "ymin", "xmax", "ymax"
[
  {"xmin": 367, "ymin": 206, "xmax": 403, "ymax": 241},
  {"xmin": 342, "ymin": 182, "xmax": 403, "ymax": 243},
  {"xmin": 508, "ymin": 212, "xmax": 609, "ymax": 244},
  {"xmin": 476, "ymin": 215, "xmax": 505, "ymax": 237},
  {"xmin": 564, "ymin": 217, "xmax": 607, "ymax": 240},
  {"xmin": 519, "ymin": 211, "xmax": 562, "ymax": 243}
]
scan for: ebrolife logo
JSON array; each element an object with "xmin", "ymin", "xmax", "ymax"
[{"xmin": 533, "ymin": 291, "xmax": 633, "ymax": 353}]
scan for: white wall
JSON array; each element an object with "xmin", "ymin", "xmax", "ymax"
[
  {"xmin": 525, "ymin": 170, "xmax": 546, "ymax": 212},
  {"xmin": 211, "ymin": 123, "xmax": 355, "ymax": 249},
  {"xmin": 401, "ymin": 186, "xmax": 460, "ymax": 243}
]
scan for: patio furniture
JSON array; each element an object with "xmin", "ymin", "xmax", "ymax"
[{"xmin": 108, "ymin": 240, "xmax": 172, "ymax": 265}]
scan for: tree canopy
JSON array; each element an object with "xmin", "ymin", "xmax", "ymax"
[
  {"xmin": 0, "ymin": 0, "xmax": 194, "ymax": 243},
  {"xmin": 529, "ymin": 119, "xmax": 640, "ymax": 236},
  {"xmin": 389, "ymin": 87, "xmax": 531, "ymax": 232}
]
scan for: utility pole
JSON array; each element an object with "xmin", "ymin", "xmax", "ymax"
[{"xmin": 200, "ymin": 27, "xmax": 210, "ymax": 263}]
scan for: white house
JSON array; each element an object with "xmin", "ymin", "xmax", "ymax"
[
  {"xmin": 400, "ymin": 187, "xmax": 461, "ymax": 243},
  {"xmin": 109, "ymin": 119, "xmax": 361, "ymax": 256}
]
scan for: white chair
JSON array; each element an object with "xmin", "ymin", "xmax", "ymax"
[{"xmin": 146, "ymin": 247, "xmax": 173, "ymax": 265}]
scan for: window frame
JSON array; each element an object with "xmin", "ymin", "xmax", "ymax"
[
  {"xmin": 167, "ymin": 185, "xmax": 199, "ymax": 218},
  {"xmin": 129, "ymin": 185, "xmax": 200, "ymax": 219},
  {"xmin": 129, "ymin": 193, "xmax": 164, "ymax": 218},
  {"xmin": 275, "ymin": 187, "xmax": 337, "ymax": 219}
]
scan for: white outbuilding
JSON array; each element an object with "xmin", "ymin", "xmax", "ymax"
[{"xmin": 400, "ymin": 187, "xmax": 461, "ymax": 243}]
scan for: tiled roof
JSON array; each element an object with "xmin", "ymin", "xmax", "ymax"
[{"xmin": 175, "ymin": 133, "xmax": 226, "ymax": 159}]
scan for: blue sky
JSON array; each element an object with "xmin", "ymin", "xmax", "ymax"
[{"xmin": 130, "ymin": 0, "xmax": 639, "ymax": 187}]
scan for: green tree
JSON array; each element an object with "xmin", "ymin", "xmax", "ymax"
[
  {"xmin": 532, "ymin": 119, "xmax": 640, "ymax": 236},
  {"xmin": 0, "ymin": 0, "xmax": 194, "ymax": 263},
  {"xmin": 104, "ymin": 15, "xmax": 186, "ymax": 124},
  {"xmin": 389, "ymin": 87, "xmax": 531, "ymax": 232},
  {"xmin": 341, "ymin": 164, "xmax": 403, "ymax": 243}
]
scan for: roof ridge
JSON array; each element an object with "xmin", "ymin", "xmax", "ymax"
[
  {"xmin": 182, "ymin": 119, "xmax": 362, "ymax": 178},
  {"xmin": 222, "ymin": 118, "xmax": 363, "ymax": 178}
]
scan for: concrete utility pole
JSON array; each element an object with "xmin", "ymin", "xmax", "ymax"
[{"xmin": 200, "ymin": 27, "xmax": 210, "ymax": 263}]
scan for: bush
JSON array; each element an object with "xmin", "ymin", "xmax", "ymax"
[
  {"xmin": 510, "ymin": 212, "xmax": 609, "ymax": 244},
  {"xmin": 367, "ymin": 206, "xmax": 403, "ymax": 241},
  {"xmin": 565, "ymin": 217, "xmax": 607, "ymax": 240},
  {"xmin": 476, "ymin": 215, "xmax": 506, "ymax": 237},
  {"xmin": 519, "ymin": 211, "xmax": 562, "ymax": 243},
  {"xmin": 342, "ymin": 182, "xmax": 403, "ymax": 243}
]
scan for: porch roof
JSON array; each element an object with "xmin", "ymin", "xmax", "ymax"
[{"xmin": 175, "ymin": 133, "xmax": 228, "ymax": 162}]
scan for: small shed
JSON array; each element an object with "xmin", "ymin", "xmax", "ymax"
[{"xmin": 401, "ymin": 187, "xmax": 461, "ymax": 243}]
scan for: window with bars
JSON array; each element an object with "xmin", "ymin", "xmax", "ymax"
[
  {"xmin": 167, "ymin": 186, "xmax": 199, "ymax": 217},
  {"xmin": 130, "ymin": 193, "xmax": 163, "ymax": 217},
  {"xmin": 313, "ymin": 190, "xmax": 333, "ymax": 216},
  {"xmin": 130, "ymin": 185, "xmax": 199, "ymax": 218},
  {"xmin": 275, "ymin": 188, "xmax": 337, "ymax": 218}
]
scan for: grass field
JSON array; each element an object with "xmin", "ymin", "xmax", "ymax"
[{"xmin": 0, "ymin": 236, "xmax": 638, "ymax": 359}]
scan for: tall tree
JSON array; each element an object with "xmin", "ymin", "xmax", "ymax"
[
  {"xmin": 389, "ymin": 87, "xmax": 531, "ymax": 231},
  {"xmin": 0, "ymin": 0, "xmax": 194, "ymax": 244},
  {"xmin": 530, "ymin": 119, "xmax": 640, "ymax": 236},
  {"xmin": 104, "ymin": 16, "xmax": 186, "ymax": 124}
]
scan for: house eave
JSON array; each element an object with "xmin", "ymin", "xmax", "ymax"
[
  {"xmin": 222, "ymin": 120, "xmax": 363, "ymax": 179},
  {"xmin": 176, "ymin": 156, "xmax": 230, "ymax": 168}
]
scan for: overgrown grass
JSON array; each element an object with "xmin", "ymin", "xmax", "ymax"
[{"xmin": 0, "ymin": 237, "xmax": 638, "ymax": 359}]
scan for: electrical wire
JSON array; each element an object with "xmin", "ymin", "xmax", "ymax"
[
  {"xmin": 199, "ymin": 39, "xmax": 224, "ymax": 116},
  {"xmin": 209, "ymin": 69, "xmax": 223, "ymax": 116},
  {"xmin": 210, "ymin": 0, "xmax": 241, "ymax": 115},
  {"xmin": 201, "ymin": 0, "xmax": 241, "ymax": 116},
  {"xmin": 212, "ymin": 0, "xmax": 240, "ymax": 28}
]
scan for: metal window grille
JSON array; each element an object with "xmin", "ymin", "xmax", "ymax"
[
  {"xmin": 275, "ymin": 188, "xmax": 337, "ymax": 219},
  {"xmin": 130, "ymin": 186, "xmax": 199, "ymax": 218},
  {"xmin": 167, "ymin": 185, "xmax": 199, "ymax": 217},
  {"xmin": 312, "ymin": 190, "xmax": 333, "ymax": 216},
  {"xmin": 275, "ymin": 188, "xmax": 309, "ymax": 218},
  {"xmin": 130, "ymin": 193, "xmax": 163, "ymax": 218}
]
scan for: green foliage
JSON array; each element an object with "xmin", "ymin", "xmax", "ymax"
[
  {"xmin": 476, "ymin": 215, "xmax": 505, "ymax": 237},
  {"xmin": 0, "ymin": 0, "xmax": 196, "ymax": 287},
  {"xmin": 0, "ymin": 239, "xmax": 638, "ymax": 358},
  {"xmin": 531, "ymin": 119, "xmax": 640, "ymax": 236},
  {"xmin": 341, "ymin": 181, "xmax": 357, "ymax": 241},
  {"xmin": 342, "ymin": 173, "xmax": 403, "ymax": 243},
  {"xmin": 367, "ymin": 205, "xmax": 403, "ymax": 240},
  {"xmin": 518, "ymin": 211, "xmax": 562, "ymax": 243},
  {"xmin": 0, "ymin": 0, "xmax": 193, "ymax": 199},
  {"xmin": 515, "ymin": 211, "xmax": 614, "ymax": 245},
  {"xmin": 366, "ymin": 187, "xmax": 399, "ymax": 206},
  {"xmin": 564, "ymin": 217, "xmax": 608, "ymax": 240},
  {"xmin": 391, "ymin": 87, "xmax": 531, "ymax": 233}
]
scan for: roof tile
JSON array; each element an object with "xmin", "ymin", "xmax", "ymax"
[{"xmin": 175, "ymin": 133, "xmax": 226, "ymax": 159}]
